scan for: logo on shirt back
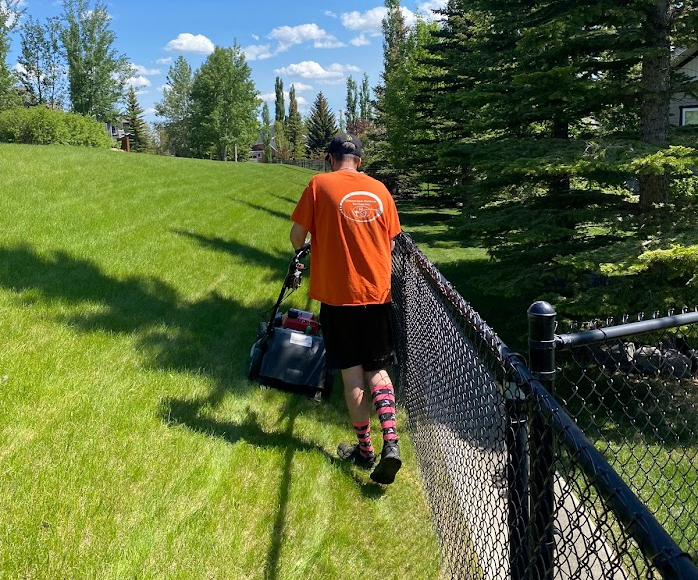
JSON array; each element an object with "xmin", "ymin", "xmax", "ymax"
[{"xmin": 339, "ymin": 191, "xmax": 384, "ymax": 223}]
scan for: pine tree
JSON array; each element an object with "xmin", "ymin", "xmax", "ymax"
[
  {"xmin": 286, "ymin": 84, "xmax": 304, "ymax": 158},
  {"xmin": 306, "ymin": 92, "xmax": 337, "ymax": 157},
  {"xmin": 124, "ymin": 85, "xmax": 150, "ymax": 152}
]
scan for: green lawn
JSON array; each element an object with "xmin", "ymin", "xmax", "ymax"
[{"xmin": 0, "ymin": 144, "xmax": 440, "ymax": 580}]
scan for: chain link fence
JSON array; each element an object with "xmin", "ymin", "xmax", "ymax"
[
  {"xmin": 555, "ymin": 314, "xmax": 698, "ymax": 563},
  {"xmin": 390, "ymin": 233, "xmax": 698, "ymax": 580}
]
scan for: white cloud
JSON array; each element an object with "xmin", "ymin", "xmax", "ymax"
[
  {"xmin": 260, "ymin": 92, "xmax": 276, "ymax": 103},
  {"xmin": 132, "ymin": 64, "xmax": 161, "ymax": 76},
  {"xmin": 417, "ymin": 0, "xmax": 448, "ymax": 20},
  {"xmin": 244, "ymin": 23, "xmax": 343, "ymax": 61},
  {"xmin": 127, "ymin": 76, "xmax": 152, "ymax": 89},
  {"xmin": 275, "ymin": 61, "xmax": 360, "ymax": 80},
  {"xmin": 164, "ymin": 33, "xmax": 214, "ymax": 55},
  {"xmin": 252, "ymin": 34, "xmax": 260, "ymax": 41},
  {"xmin": 290, "ymin": 82, "xmax": 313, "ymax": 92},
  {"xmin": 156, "ymin": 57, "xmax": 173, "ymax": 65},
  {"xmin": 12, "ymin": 62, "xmax": 26, "ymax": 74},
  {"xmin": 144, "ymin": 108, "xmax": 157, "ymax": 116},
  {"xmin": 324, "ymin": 10, "xmax": 337, "ymax": 18},
  {"xmin": 244, "ymin": 44, "xmax": 274, "ymax": 61},
  {"xmin": 340, "ymin": 7, "xmax": 416, "ymax": 36},
  {"xmin": 349, "ymin": 34, "xmax": 370, "ymax": 47},
  {"xmin": 340, "ymin": 8, "xmax": 385, "ymax": 36},
  {"xmin": 269, "ymin": 23, "xmax": 340, "ymax": 52}
]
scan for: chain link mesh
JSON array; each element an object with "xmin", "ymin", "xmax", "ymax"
[
  {"xmin": 390, "ymin": 233, "xmax": 698, "ymax": 580},
  {"xmin": 556, "ymin": 319, "xmax": 698, "ymax": 563}
]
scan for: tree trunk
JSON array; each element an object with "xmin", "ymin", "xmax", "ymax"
[{"xmin": 639, "ymin": 0, "xmax": 671, "ymax": 209}]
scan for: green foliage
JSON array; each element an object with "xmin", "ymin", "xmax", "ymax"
[
  {"xmin": 154, "ymin": 56, "xmax": 193, "ymax": 157},
  {"xmin": 18, "ymin": 15, "xmax": 65, "ymax": 108},
  {"xmin": 123, "ymin": 86, "xmax": 151, "ymax": 152},
  {"xmin": 261, "ymin": 101, "xmax": 273, "ymax": 162},
  {"xmin": 60, "ymin": 0, "xmax": 131, "ymax": 122},
  {"xmin": 286, "ymin": 84, "xmax": 304, "ymax": 159},
  {"xmin": 0, "ymin": 0, "xmax": 24, "ymax": 111},
  {"xmin": 0, "ymin": 106, "xmax": 113, "ymax": 147},
  {"xmin": 305, "ymin": 92, "xmax": 337, "ymax": 157},
  {"xmin": 189, "ymin": 44, "xmax": 260, "ymax": 161},
  {"xmin": 345, "ymin": 75, "xmax": 358, "ymax": 131},
  {"xmin": 274, "ymin": 76, "xmax": 285, "ymax": 123}
]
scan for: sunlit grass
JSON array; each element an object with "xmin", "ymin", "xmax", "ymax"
[{"xmin": 0, "ymin": 144, "xmax": 440, "ymax": 580}]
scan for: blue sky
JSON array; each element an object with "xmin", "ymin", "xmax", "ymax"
[{"xmin": 7, "ymin": 0, "xmax": 446, "ymax": 123}]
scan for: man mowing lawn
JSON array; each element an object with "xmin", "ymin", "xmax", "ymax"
[{"xmin": 290, "ymin": 133, "xmax": 403, "ymax": 485}]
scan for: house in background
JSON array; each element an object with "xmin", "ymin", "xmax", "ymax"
[{"xmin": 670, "ymin": 47, "xmax": 698, "ymax": 126}]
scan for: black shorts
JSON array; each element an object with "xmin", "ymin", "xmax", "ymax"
[{"xmin": 319, "ymin": 303, "xmax": 395, "ymax": 371}]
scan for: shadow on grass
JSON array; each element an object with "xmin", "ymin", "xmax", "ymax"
[
  {"xmin": 159, "ymin": 395, "xmax": 385, "ymax": 579},
  {"xmin": 0, "ymin": 241, "xmax": 384, "ymax": 579},
  {"xmin": 229, "ymin": 198, "xmax": 292, "ymax": 222}
]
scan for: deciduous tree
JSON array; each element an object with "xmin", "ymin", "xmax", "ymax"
[
  {"xmin": 18, "ymin": 16, "xmax": 65, "ymax": 108},
  {"xmin": 154, "ymin": 55, "xmax": 193, "ymax": 157},
  {"xmin": 189, "ymin": 44, "xmax": 260, "ymax": 161},
  {"xmin": 0, "ymin": 0, "xmax": 24, "ymax": 110},
  {"xmin": 261, "ymin": 101, "xmax": 273, "ymax": 162},
  {"xmin": 286, "ymin": 84, "xmax": 304, "ymax": 158},
  {"xmin": 60, "ymin": 0, "xmax": 131, "ymax": 122}
]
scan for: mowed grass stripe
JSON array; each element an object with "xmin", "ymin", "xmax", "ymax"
[{"xmin": 0, "ymin": 144, "xmax": 440, "ymax": 580}]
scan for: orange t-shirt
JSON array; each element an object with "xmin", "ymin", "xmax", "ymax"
[{"xmin": 291, "ymin": 170, "xmax": 401, "ymax": 306}]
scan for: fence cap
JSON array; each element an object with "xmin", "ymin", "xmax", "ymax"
[{"xmin": 527, "ymin": 300, "xmax": 557, "ymax": 318}]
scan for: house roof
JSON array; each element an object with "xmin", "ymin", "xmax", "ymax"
[{"xmin": 672, "ymin": 47, "xmax": 698, "ymax": 69}]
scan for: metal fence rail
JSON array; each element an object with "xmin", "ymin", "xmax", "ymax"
[{"xmin": 390, "ymin": 233, "xmax": 698, "ymax": 580}]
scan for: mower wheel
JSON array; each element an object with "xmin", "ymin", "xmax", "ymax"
[
  {"xmin": 248, "ymin": 344, "xmax": 264, "ymax": 380},
  {"xmin": 256, "ymin": 322, "xmax": 267, "ymax": 340}
]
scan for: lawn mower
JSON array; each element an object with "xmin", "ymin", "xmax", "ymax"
[{"xmin": 248, "ymin": 244, "xmax": 333, "ymax": 400}]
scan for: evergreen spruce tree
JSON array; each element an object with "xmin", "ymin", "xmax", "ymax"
[
  {"xmin": 286, "ymin": 84, "xmax": 304, "ymax": 158},
  {"xmin": 124, "ymin": 85, "xmax": 150, "ymax": 152},
  {"xmin": 306, "ymin": 92, "xmax": 337, "ymax": 157}
]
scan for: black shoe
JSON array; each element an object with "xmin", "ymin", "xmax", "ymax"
[
  {"xmin": 370, "ymin": 441, "xmax": 402, "ymax": 485},
  {"xmin": 337, "ymin": 442, "xmax": 376, "ymax": 469}
]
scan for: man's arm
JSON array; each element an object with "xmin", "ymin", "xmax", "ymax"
[{"xmin": 290, "ymin": 222, "xmax": 309, "ymax": 251}]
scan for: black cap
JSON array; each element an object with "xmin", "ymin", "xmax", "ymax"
[{"xmin": 326, "ymin": 133, "xmax": 362, "ymax": 158}]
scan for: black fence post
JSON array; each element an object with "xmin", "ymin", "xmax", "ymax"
[
  {"xmin": 505, "ymin": 378, "xmax": 529, "ymax": 580},
  {"xmin": 528, "ymin": 301, "xmax": 557, "ymax": 580}
]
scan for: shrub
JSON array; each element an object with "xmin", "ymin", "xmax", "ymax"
[{"xmin": 0, "ymin": 107, "xmax": 113, "ymax": 148}]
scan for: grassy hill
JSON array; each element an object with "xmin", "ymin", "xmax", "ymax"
[{"xmin": 0, "ymin": 145, "xmax": 440, "ymax": 580}]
